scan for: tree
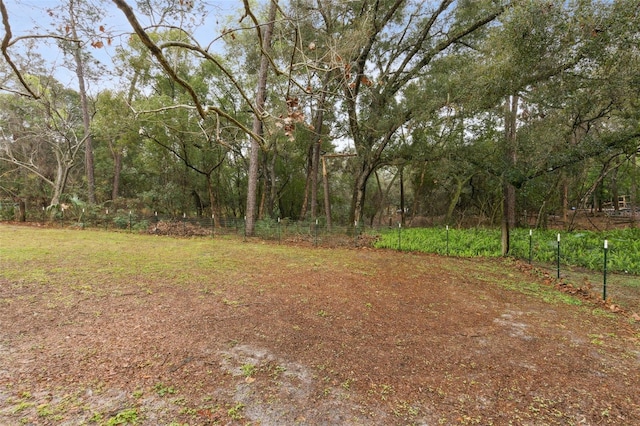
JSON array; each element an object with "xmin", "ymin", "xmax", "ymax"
[
  {"xmin": 1, "ymin": 0, "xmax": 105, "ymax": 205},
  {"xmin": 65, "ymin": 0, "xmax": 99, "ymax": 204},
  {"xmin": 0, "ymin": 76, "xmax": 87, "ymax": 208},
  {"xmin": 246, "ymin": 0, "xmax": 278, "ymax": 235},
  {"xmin": 294, "ymin": 0, "xmax": 507, "ymax": 224}
]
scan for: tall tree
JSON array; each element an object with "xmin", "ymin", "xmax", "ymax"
[
  {"xmin": 66, "ymin": 0, "xmax": 96, "ymax": 204},
  {"xmin": 246, "ymin": 0, "xmax": 278, "ymax": 235},
  {"xmin": 298, "ymin": 0, "xmax": 507, "ymax": 223}
]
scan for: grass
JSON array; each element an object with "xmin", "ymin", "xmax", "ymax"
[
  {"xmin": 2, "ymin": 225, "xmax": 632, "ymax": 312},
  {"xmin": 0, "ymin": 227, "xmax": 284, "ymax": 293},
  {"xmin": 2, "ymin": 223, "xmax": 637, "ymax": 425},
  {"xmin": 103, "ymin": 407, "xmax": 139, "ymax": 425}
]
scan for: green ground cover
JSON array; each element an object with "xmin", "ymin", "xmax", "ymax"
[{"xmin": 375, "ymin": 227, "xmax": 640, "ymax": 275}]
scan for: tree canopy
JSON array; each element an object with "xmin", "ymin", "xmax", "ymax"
[{"xmin": 1, "ymin": 0, "xmax": 638, "ymax": 240}]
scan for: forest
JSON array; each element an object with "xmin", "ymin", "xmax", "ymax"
[{"xmin": 1, "ymin": 0, "xmax": 639, "ymax": 247}]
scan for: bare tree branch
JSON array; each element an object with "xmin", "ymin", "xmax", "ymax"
[
  {"xmin": 111, "ymin": 0, "xmax": 263, "ymax": 146},
  {"xmin": 0, "ymin": 0, "xmax": 40, "ymax": 98}
]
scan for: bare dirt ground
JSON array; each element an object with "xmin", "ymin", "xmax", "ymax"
[{"xmin": 1, "ymin": 226, "xmax": 639, "ymax": 425}]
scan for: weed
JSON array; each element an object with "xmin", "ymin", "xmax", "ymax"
[
  {"xmin": 132, "ymin": 389, "xmax": 144, "ymax": 399},
  {"xmin": 589, "ymin": 334, "xmax": 604, "ymax": 345},
  {"xmin": 104, "ymin": 407, "xmax": 139, "ymax": 425},
  {"xmin": 173, "ymin": 396, "xmax": 187, "ymax": 406},
  {"xmin": 12, "ymin": 401, "xmax": 34, "ymax": 413},
  {"xmin": 154, "ymin": 382, "xmax": 177, "ymax": 397},
  {"xmin": 380, "ymin": 384, "xmax": 393, "ymax": 395},
  {"xmin": 393, "ymin": 400, "xmax": 420, "ymax": 419},
  {"xmin": 317, "ymin": 309, "xmax": 328, "ymax": 317},
  {"xmin": 227, "ymin": 402, "xmax": 245, "ymax": 420},
  {"xmin": 179, "ymin": 407, "xmax": 197, "ymax": 415},
  {"xmin": 223, "ymin": 298, "xmax": 241, "ymax": 307},
  {"xmin": 271, "ymin": 364, "xmax": 287, "ymax": 378},
  {"xmin": 36, "ymin": 403, "xmax": 53, "ymax": 418},
  {"xmin": 590, "ymin": 308, "xmax": 617, "ymax": 319},
  {"xmin": 241, "ymin": 363, "xmax": 256, "ymax": 377}
]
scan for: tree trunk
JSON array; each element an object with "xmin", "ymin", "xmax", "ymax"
[
  {"xmin": 322, "ymin": 156, "xmax": 332, "ymax": 229},
  {"xmin": 351, "ymin": 163, "xmax": 374, "ymax": 226},
  {"xmin": 69, "ymin": 0, "xmax": 95, "ymax": 204},
  {"xmin": 111, "ymin": 149, "xmax": 122, "ymax": 201},
  {"xmin": 399, "ymin": 167, "xmax": 405, "ymax": 226},
  {"xmin": 447, "ymin": 175, "xmax": 471, "ymax": 225},
  {"xmin": 410, "ymin": 162, "xmax": 428, "ymax": 223},
  {"xmin": 561, "ymin": 175, "xmax": 569, "ymax": 223},
  {"xmin": 51, "ymin": 157, "xmax": 72, "ymax": 208},
  {"xmin": 309, "ymin": 87, "xmax": 328, "ymax": 221},
  {"xmin": 310, "ymin": 136, "xmax": 321, "ymax": 221},
  {"xmin": 501, "ymin": 95, "xmax": 518, "ymax": 256},
  {"xmin": 631, "ymin": 151, "xmax": 637, "ymax": 228},
  {"xmin": 246, "ymin": 0, "xmax": 277, "ymax": 236},
  {"xmin": 611, "ymin": 167, "xmax": 619, "ymax": 211},
  {"xmin": 17, "ymin": 198, "xmax": 26, "ymax": 222},
  {"xmin": 299, "ymin": 149, "xmax": 312, "ymax": 220}
]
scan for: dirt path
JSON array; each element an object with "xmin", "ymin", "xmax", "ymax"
[{"xmin": 1, "ymin": 229, "xmax": 639, "ymax": 425}]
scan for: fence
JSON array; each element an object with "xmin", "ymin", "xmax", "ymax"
[
  {"xmin": 382, "ymin": 225, "xmax": 640, "ymax": 314},
  {"xmin": 0, "ymin": 206, "xmax": 379, "ymax": 248},
  {"xmin": 2, "ymin": 205, "xmax": 638, "ymax": 315}
]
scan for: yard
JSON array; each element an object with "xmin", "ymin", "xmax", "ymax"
[{"xmin": 1, "ymin": 225, "xmax": 639, "ymax": 425}]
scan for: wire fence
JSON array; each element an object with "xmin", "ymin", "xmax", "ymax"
[
  {"xmin": 2, "ymin": 205, "xmax": 639, "ymax": 316},
  {"xmin": 0, "ymin": 206, "xmax": 379, "ymax": 248},
  {"xmin": 381, "ymin": 226, "xmax": 640, "ymax": 315}
]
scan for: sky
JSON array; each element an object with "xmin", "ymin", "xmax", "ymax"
[{"xmin": 2, "ymin": 0, "xmax": 246, "ymax": 93}]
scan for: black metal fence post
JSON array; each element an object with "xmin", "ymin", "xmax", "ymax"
[
  {"xmin": 603, "ymin": 239, "xmax": 608, "ymax": 300},
  {"xmin": 446, "ymin": 225, "xmax": 450, "ymax": 256},
  {"xmin": 556, "ymin": 233, "xmax": 561, "ymax": 279}
]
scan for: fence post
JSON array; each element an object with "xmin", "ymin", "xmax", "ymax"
[
  {"xmin": 211, "ymin": 214, "xmax": 215, "ymax": 239},
  {"xmin": 529, "ymin": 229, "xmax": 533, "ymax": 264},
  {"xmin": 446, "ymin": 225, "xmax": 449, "ymax": 256},
  {"xmin": 556, "ymin": 233, "xmax": 561, "ymax": 279},
  {"xmin": 603, "ymin": 239, "xmax": 608, "ymax": 301},
  {"xmin": 397, "ymin": 222, "xmax": 402, "ymax": 251},
  {"xmin": 354, "ymin": 221, "xmax": 359, "ymax": 247},
  {"xmin": 129, "ymin": 210, "xmax": 132, "ymax": 233},
  {"xmin": 277, "ymin": 217, "xmax": 281, "ymax": 244}
]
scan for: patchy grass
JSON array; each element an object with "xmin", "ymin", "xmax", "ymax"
[{"xmin": 1, "ymin": 225, "xmax": 639, "ymax": 425}]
